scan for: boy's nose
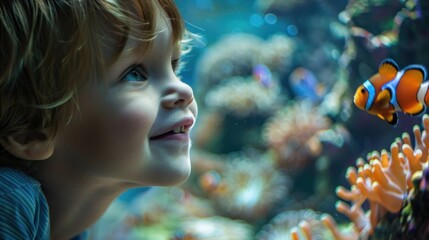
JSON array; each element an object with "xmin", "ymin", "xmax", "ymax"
[{"xmin": 161, "ymin": 80, "xmax": 194, "ymax": 109}]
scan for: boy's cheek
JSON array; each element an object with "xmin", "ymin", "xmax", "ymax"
[
  {"xmin": 80, "ymin": 88, "xmax": 154, "ymax": 130},
  {"xmin": 104, "ymin": 102, "xmax": 154, "ymax": 146},
  {"xmin": 60, "ymin": 92, "xmax": 154, "ymax": 155}
]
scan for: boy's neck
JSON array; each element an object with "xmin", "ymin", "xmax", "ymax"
[{"xmin": 35, "ymin": 157, "xmax": 131, "ymax": 240}]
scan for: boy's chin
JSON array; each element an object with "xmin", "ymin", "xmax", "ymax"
[
  {"xmin": 158, "ymin": 168, "xmax": 191, "ymax": 186},
  {"xmin": 139, "ymin": 164, "xmax": 191, "ymax": 186}
]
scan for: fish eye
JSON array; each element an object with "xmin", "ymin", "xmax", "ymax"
[{"xmin": 360, "ymin": 88, "xmax": 366, "ymax": 94}]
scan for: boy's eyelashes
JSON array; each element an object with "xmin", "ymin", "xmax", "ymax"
[
  {"xmin": 120, "ymin": 64, "xmax": 148, "ymax": 84},
  {"xmin": 117, "ymin": 59, "xmax": 181, "ymax": 84}
]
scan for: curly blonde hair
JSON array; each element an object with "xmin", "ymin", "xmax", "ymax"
[{"xmin": 0, "ymin": 0, "xmax": 185, "ymax": 165}]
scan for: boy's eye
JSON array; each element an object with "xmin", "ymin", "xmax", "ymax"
[{"xmin": 121, "ymin": 65, "xmax": 148, "ymax": 84}]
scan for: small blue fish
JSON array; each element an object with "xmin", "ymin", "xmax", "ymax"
[
  {"xmin": 289, "ymin": 67, "xmax": 325, "ymax": 102},
  {"xmin": 253, "ymin": 64, "xmax": 273, "ymax": 88}
]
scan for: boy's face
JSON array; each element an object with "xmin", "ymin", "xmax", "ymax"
[{"xmin": 54, "ymin": 14, "xmax": 197, "ymax": 186}]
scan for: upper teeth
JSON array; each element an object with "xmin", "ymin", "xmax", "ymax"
[{"xmin": 173, "ymin": 126, "xmax": 185, "ymax": 133}]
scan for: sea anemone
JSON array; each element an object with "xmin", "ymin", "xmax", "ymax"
[
  {"xmin": 204, "ymin": 76, "xmax": 283, "ymax": 117},
  {"xmin": 108, "ymin": 188, "xmax": 216, "ymax": 239},
  {"xmin": 194, "ymin": 32, "xmax": 295, "ymax": 106},
  {"xmin": 329, "ymin": 115, "xmax": 429, "ymax": 239},
  {"xmin": 195, "ymin": 33, "xmax": 263, "ymax": 97},
  {"xmin": 175, "ymin": 216, "xmax": 253, "ymax": 240},
  {"xmin": 259, "ymin": 34, "xmax": 296, "ymax": 75},
  {"xmin": 256, "ymin": 209, "xmax": 332, "ymax": 240},
  {"xmin": 262, "ymin": 100, "xmax": 331, "ymax": 170},
  {"xmin": 208, "ymin": 154, "xmax": 290, "ymax": 221}
]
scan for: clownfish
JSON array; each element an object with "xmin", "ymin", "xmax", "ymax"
[{"xmin": 354, "ymin": 58, "xmax": 428, "ymax": 126}]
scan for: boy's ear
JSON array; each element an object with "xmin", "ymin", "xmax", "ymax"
[{"xmin": 0, "ymin": 132, "xmax": 55, "ymax": 161}]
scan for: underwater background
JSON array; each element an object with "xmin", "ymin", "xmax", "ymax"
[{"xmin": 90, "ymin": 0, "xmax": 429, "ymax": 239}]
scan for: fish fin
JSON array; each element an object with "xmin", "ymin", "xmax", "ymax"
[
  {"xmin": 378, "ymin": 113, "xmax": 398, "ymax": 126},
  {"xmin": 405, "ymin": 105, "xmax": 426, "ymax": 116},
  {"xmin": 387, "ymin": 113, "xmax": 398, "ymax": 126},
  {"xmin": 375, "ymin": 89, "xmax": 391, "ymax": 108},
  {"xmin": 379, "ymin": 59, "xmax": 399, "ymax": 81}
]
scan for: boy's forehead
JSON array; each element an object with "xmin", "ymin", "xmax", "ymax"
[
  {"xmin": 127, "ymin": 14, "xmax": 177, "ymax": 56},
  {"xmin": 124, "ymin": 1, "xmax": 178, "ymax": 53},
  {"xmin": 104, "ymin": 14, "xmax": 179, "ymax": 81}
]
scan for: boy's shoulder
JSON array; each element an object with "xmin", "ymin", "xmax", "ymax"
[
  {"xmin": 0, "ymin": 167, "xmax": 50, "ymax": 239},
  {"xmin": 0, "ymin": 167, "xmax": 41, "ymax": 196}
]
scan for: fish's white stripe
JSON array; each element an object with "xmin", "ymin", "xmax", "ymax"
[
  {"xmin": 382, "ymin": 70, "xmax": 404, "ymax": 111},
  {"xmin": 418, "ymin": 82, "xmax": 429, "ymax": 104},
  {"xmin": 363, "ymin": 80, "xmax": 376, "ymax": 111}
]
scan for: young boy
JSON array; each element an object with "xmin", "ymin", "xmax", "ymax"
[{"xmin": 0, "ymin": 0, "xmax": 197, "ymax": 239}]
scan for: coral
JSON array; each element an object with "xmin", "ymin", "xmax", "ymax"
[
  {"xmin": 195, "ymin": 33, "xmax": 264, "ymax": 97},
  {"xmin": 262, "ymin": 100, "xmax": 331, "ymax": 170},
  {"xmin": 397, "ymin": 164, "xmax": 429, "ymax": 239},
  {"xmin": 175, "ymin": 216, "xmax": 253, "ymax": 240},
  {"xmin": 328, "ymin": 115, "xmax": 429, "ymax": 239},
  {"xmin": 194, "ymin": 33, "xmax": 295, "ymax": 106},
  {"xmin": 204, "ymin": 76, "xmax": 283, "ymax": 117},
  {"xmin": 259, "ymin": 34, "xmax": 296, "ymax": 75},
  {"xmin": 89, "ymin": 2, "xmax": 429, "ymax": 240},
  {"xmin": 104, "ymin": 188, "xmax": 216, "ymax": 240},
  {"xmin": 334, "ymin": 143, "xmax": 410, "ymax": 237},
  {"xmin": 338, "ymin": 0, "xmax": 399, "ymax": 25},
  {"xmin": 321, "ymin": 213, "xmax": 359, "ymax": 240},
  {"xmin": 206, "ymin": 154, "xmax": 290, "ymax": 222},
  {"xmin": 317, "ymin": 70, "xmax": 350, "ymax": 118},
  {"xmin": 256, "ymin": 209, "xmax": 333, "ymax": 240}
]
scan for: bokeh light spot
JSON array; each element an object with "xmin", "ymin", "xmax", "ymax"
[
  {"xmin": 264, "ymin": 13, "xmax": 278, "ymax": 25},
  {"xmin": 287, "ymin": 25, "xmax": 298, "ymax": 36},
  {"xmin": 249, "ymin": 14, "xmax": 264, "ymax": 27}
]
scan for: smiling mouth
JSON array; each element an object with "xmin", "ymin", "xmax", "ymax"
[{"xmin": 150, "ymin": 125, "xmax": 189, "ymax": 140}]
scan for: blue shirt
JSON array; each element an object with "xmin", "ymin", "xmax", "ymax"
[{"xmin": 0, "ymin": 167, "xmax": 88, "ymax": 240}]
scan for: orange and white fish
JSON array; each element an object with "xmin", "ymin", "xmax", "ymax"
[{"xmin": 353, "ymin": 58, "xmax": 428, "ymax": 125}]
